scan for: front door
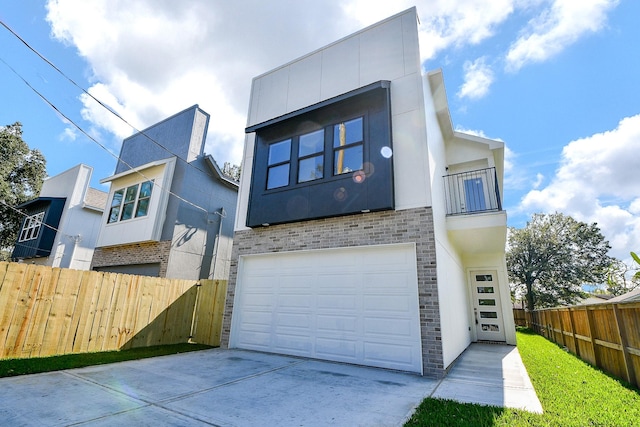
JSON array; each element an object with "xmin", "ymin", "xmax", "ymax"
[{"xmin": 471, "ymin": 271, "xmax": 506, "ymax": 341}]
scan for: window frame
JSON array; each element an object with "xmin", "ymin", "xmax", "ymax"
[
  {"xmin": 246, "ymin": 80, "xmax": 394, "ymax": 228},
  {"xmin": 107, "ymin": 180, "xmax": 154, "ymax": 224},
  {"xmin": 262, "ymin": 114, "xmax": 366, "ymax": 193},
  {"xmin": 18, "ymin": 211, "xmax": 45, "ymax": 242}
]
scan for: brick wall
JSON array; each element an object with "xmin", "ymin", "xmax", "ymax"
[
  {"xmin": 221, "ymin": 207, "xmax": 444, "ymax": 377},
  {"xmin": 91, "ymin": 241, "xmax": 172, "ymax": 277}
]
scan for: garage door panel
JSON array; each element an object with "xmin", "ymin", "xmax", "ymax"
[
  {"xmin": 317, "ymin": 295, "xmax": 358, "ymax": 310},
  {"xmin": 316, "ymin": 314, "xmax": 358, "ymax": 332},
  {"xmin": 316, "ymin": 338, "xmax": 358, "ymax": 359},
  {"xmin": 364, "ymin": 342, "xmax": 419, "ymax": 366},
  {"xmin": 274, "ymin": 334, "xmax": 312, "ymax": 353},
  {"xmin": 231, "ymin": 244, "xmax": 422, "ymax": 373},
  {"xmin": 364, "ymin": 295, "xmax": 413, "ymax": 312},
  {"xmin": 364, "ymin": 317, "xmax": 414, "ymax": 337}
]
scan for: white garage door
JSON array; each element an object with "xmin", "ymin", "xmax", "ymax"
[{"xmin": 229, "ymin": 243, "xmax": 423, "ymax": 373}]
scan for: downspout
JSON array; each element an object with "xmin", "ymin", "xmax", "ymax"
[{"xmin": 210, "ymin": 207, "xmax": 226, "ymax": 280}]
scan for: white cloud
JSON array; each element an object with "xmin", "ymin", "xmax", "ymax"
[
  {"xmin": 42, "ymin": 0, "xmax": 621, "ymax": 169},
  {"xmin": 506, "ymin": 0, "xmax": 619, "ymax": 71},
  {"xmin": 457, "ymin": 57, "xmax": 494, "ymax": 99},
  {"xmin": 520, "ymin": 114, "xmax": 640, "ymax": 258}
]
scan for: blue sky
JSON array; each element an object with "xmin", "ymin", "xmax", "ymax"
[{"xmin": 1, "ymin": 1, "xmax": 639, "ymax": 260}]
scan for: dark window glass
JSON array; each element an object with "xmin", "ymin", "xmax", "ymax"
[
  {"xmin": 480, "ymin": 311, "xmax": 498, "ymax": 319},
  {"xmin": 333, "ymin": 117, "xmax": 363, "ymax": 175},
  {"xmin": 268, "ymin": 139, "xmax": 291, "ymax": 165},
  {"xmin": 333, "ymin": 117, "xmax": 363, "ymax": 147},
  {"xmin": 299, "ymin": 129, "xmax": 324, "ymax": 157},
  {"xmin": 135, "ymin": 181, "xmax": 153, "ymax": 218},
  {"xmin": 477, "ymin": 286, "xmax": 494, "ymax": 294},
  {"xmin": 298, "ymin": 129, "xmax": 324, "ymax": 183},
  {"xmin": 299, "ymin": 156, "xmax": 324, "ymax": 182},
  {"xmin": 108, "ymin": 189, "xmax": 124, "ymax": 223},
  {"xmin": 476, "ymin": 274, "xmax": 493, "ymax": 281},
  {"xmin": 267, "ymin": 164, "xmax": 290, "ymax": 189},
  {"xmin": 121, "ymin": 184, "xmax": 139, "ymax": 221},
  {"xmin": 334, "ymin": 145, "xmax": 363, "ymax": 175},
  {"xmin": 267, "ymin": 139, "xmax": 291, "ymax": 190},
  {"xmin": 479, "ymin": 299, "xmax": 496, "ymax": 306},
  {"xmin": 135, "ymin": 198, "xmax": 150, "ymax": 217}
]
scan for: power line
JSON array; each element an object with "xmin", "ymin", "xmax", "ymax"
[
  {"xmin": 0, "ymin": 19, "xmax": 233, "ymax": 185},
  {"xmin": 0, "ymin": 56, "xmax": 210, "ymax": 215}
]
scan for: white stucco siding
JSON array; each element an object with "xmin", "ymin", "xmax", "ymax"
[
  {"xmin": 423, "ymin": 74, "xmax": 475, "ymax": 367},
  {"xmin": 237, "ymin": 8, "xmax": 431, "ymax": 230}
]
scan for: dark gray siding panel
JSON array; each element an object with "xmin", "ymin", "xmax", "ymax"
[{"xmin": 246, "ymin": 82, "xmax": 394, "ymax": 227}]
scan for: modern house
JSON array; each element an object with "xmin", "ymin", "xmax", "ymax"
[
  {"xmin": 90, "ymin": 105, "xmax": 238, "ymax": 280},
  {"xmin": 11, "ymin": 164, "xmax": 107, "ymax": 270},
  {"xmin": 221, "ymin": 8, "xmax": 515, "ymax": 377}
]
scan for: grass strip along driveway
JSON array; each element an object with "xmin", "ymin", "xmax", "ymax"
[
  {"xmin": 0, "ymin": 343, "xmax": 212, "ymax": 378},
  {"xmin": 406, "ymin": 329, "xmax": 640, "ymax": 426}
]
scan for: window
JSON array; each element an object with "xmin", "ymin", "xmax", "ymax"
[
  {"xmin": 298, "ymin": 129, "xmax": 324, "ymax": 183},
  {"xmin": 333, "ymin": 117, "xmax": 363, "ymax": 175},
  {"xmin": 266, "ymin": 117, "xmax": 363, "ymax": 190},
  {"xmin": 19, "ymin": 212, "xmax": 44, "ymax": 242},
  {"xmin": 246, "ymin": 80, "xmax": 393, "ymax": 227},
  {"xmin": 108, "ymin": 181, "xmax": 154, "ymax": 223},
  {"xmin": 267, "ymin": 139, "xmax": 291, "ymax": 189}
]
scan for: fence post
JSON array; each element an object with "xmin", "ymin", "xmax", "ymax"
[{"xmin": 612, "ymin": 303, "xmax": 637, "ymax": 388}]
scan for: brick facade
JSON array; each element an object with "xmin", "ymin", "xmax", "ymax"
[
  {"xmin": 91, "ymin": 241, "xmax": 172, "ymax": 277},
  {"xmin": 221, "ymin": 207, "xmax": 444, "ymax": 377}
]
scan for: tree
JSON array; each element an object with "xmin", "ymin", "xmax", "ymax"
[
  {"xmin": 222, "ymin": 162, "xmax": 241, "ymax": 181},
  {"xmin": 606, "ymin": 252, "xmax": 640, "ymax": 296},
  {"xmin": 0, "ymin": 122, "xmax": 47, "ymax": 259},
  {"xmin": 507, "ymin": 212, "xmax": 612, "ymax": 311}
]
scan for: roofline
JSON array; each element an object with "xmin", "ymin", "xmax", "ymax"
[{"xmin": 204, "ymin": 155, "xmax": 240, "ymax": 190}]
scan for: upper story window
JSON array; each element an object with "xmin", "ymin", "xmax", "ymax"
[
  {"xmin": 267, "ymin": 139, "xmax": 291, "ymax": 190},
  {"xmin": 334, "ymin": 117, "xmax": 363, "ymax": 175},
  {"xmin": 264, "ymin": 117, "xmax": 364, "ymax": 191},
  {"xmin": 298, "ymin": 129, "xmax": 324, "ymax": 183},
  {"xmin": 108, "ymin": 180, "xmax": 154, "ymax": 223},
  {"xmin": 246, "ymin": 80, "xmax": 393, "ymax": 227},
  {"xmin": 19, "ymin": 212, "xmax": 44, "ymax": 242}
]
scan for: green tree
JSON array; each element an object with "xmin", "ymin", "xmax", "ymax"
[
  {"xmin": 606, "ymin": 252, "xmax": 640, "ymax": 296},
  {"xmin": 507, "ymin": 212, "xmax": 612, "ymax": 311},
  {"xmin": 222, "ymin": 162, "xmax": 241, "ymax": 181},
  {"xmin": 0, "ymin": 122, "xmax": 47, "ymax": 259}
]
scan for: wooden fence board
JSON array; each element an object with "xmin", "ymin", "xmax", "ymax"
[
  {"xmin": 24, "ymin": 266, "xmax": 57, "ymax": 357},
  {"xmin": 0, "ymin": 262, "xmax": 227, "ymax": 360},
  {"xmin": 3, "ymin": 264, "xmax": 38, "ymax": 358},
  {"xmin": 530, "ymin": 302, "xmax": 640, "ymax": 389}
]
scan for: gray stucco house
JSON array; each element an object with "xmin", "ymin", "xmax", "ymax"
[{"xmin": 91, "ymin": 105, "xmax": 238, "ymax": 280}]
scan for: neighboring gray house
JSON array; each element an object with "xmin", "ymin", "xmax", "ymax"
[
  {"xmin": 221, "ymin": 8, "xmax": 515, "ymax": 378},
  {"xmin": 11, "ymin": 164, "xmax": 107, "ymax": 270},
  {"xmin": 91, "ymin": 105, "xmax": 238, "ymax": 280}
]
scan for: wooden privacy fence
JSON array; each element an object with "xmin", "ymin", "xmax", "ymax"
[
  {"xmin": 0, "ymin": 261, "xmax": 227, "ymax": 360},
  {"xmin": 529, "ymin": 302, "xmax": 640, "ymax": 389},
  {"xmin": 513, "ymin": 308, "xmax": 527, "ymax": 327}
]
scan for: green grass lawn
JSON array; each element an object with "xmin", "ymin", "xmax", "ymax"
[
  {"xmin": 0, "ymin": 343, "xmax": 213, "ymax": 378},
  {"xmin": 406, "ymin": 329, "xmax": 640, "ymax": 427}
]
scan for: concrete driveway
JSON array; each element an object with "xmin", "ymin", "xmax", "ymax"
[
  {"xmin": 0, "ymin": 344, "xmax": 541, "ymax": 426},
  {"xmin": 0, "ymin": 348, "xmax": 438, "ymax": 426}
]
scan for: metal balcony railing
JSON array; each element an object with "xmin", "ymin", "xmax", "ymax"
[{"xmin": 443, "ymin": 167, "xmax": 502, "ymax": 215}]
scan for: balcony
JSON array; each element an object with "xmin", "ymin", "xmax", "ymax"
[
  {"xmin": 443, "ymin": 167, "xmax": 506, "ymax": 254},
  {"xmin": 443, "ymin": 167, "xmax": 502, "ymax": 216}
]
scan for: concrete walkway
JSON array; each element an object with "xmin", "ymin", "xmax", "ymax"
[{"xmin": 0, "ymin": 344, "xmax": 541, "ymax": 426}]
